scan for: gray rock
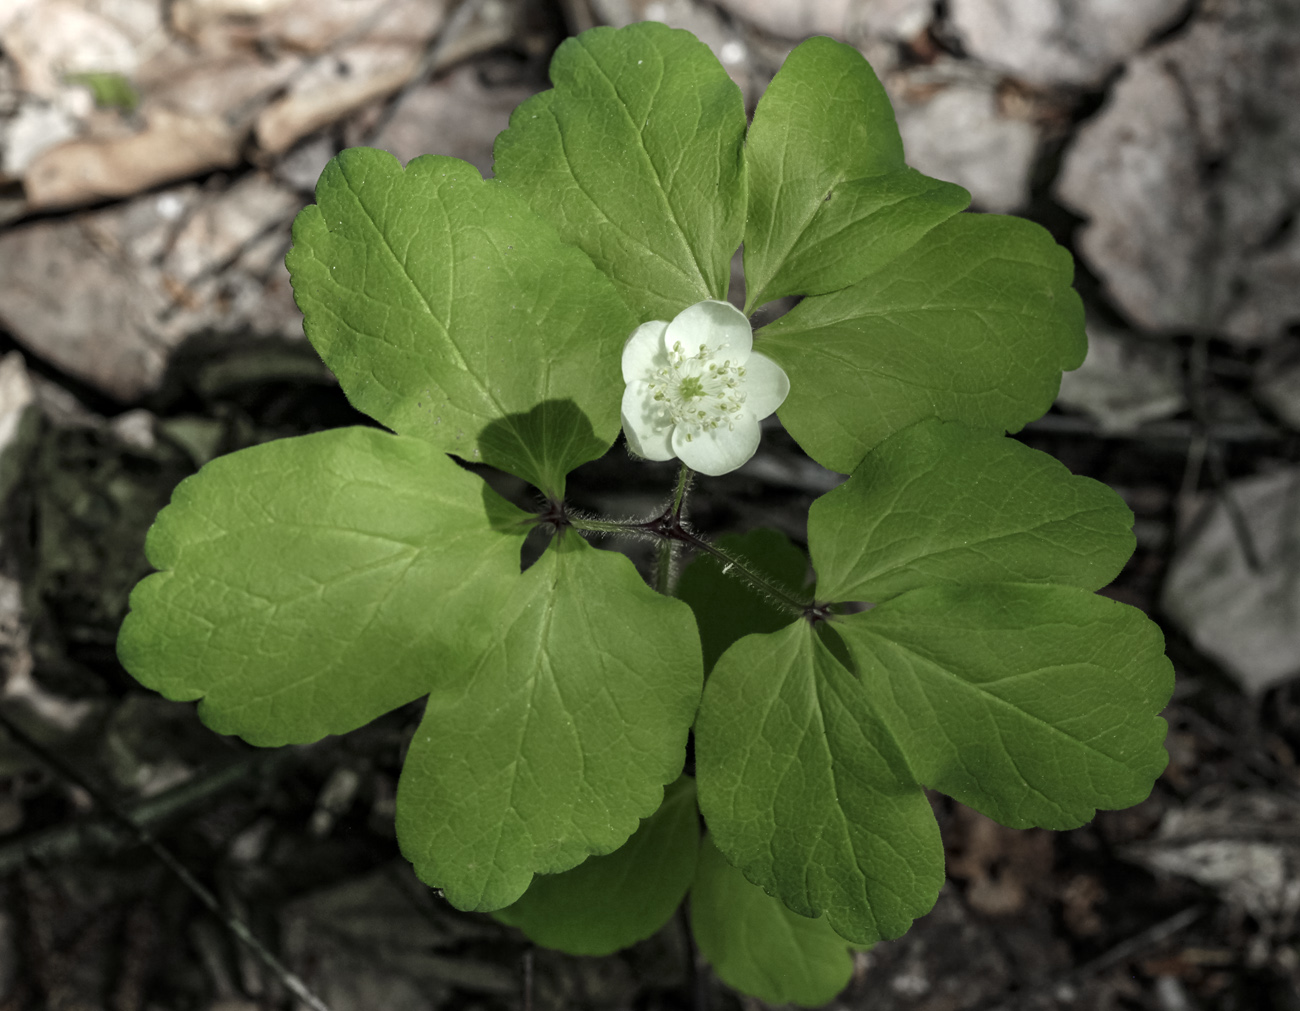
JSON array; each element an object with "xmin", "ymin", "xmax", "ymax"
[
  {"xmin": 948, "ymin": 0, "xmax": 1190, "ymax": 88},
  {"xmin": 366, "ymin": 63, "xmax": 536, "ymax": 177},
  {"xmin": 1057, "ymin": 1, "xmax": 1300, "ymax": 341},
  {"xmin": 1256, "ymin": 342, "xmax": 1300, "ymax": 433},
  {"xmin": 0, "ymin": 175, "xmax": 304, "ymax": 401},
  {"xmin": 892, "ymin": 65, "xmax": 1038, "ymax": 212},
  {"xmin": 709, "ymin": 0, "xmax": 932, "ymax": 41},
  {"xmin": 1055, "ymin": 325, "xmax": 1185, "ymax": 433},
  {"xmin": 1161, "ymin": 468, "xmax": 1300, "ymax": 695}
]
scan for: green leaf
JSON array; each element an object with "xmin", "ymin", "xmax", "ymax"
[
  {"xmin": 834, "ymin": 585, "xmax": 1173, "ymax": 829},
  {"xmin": 493, "ymin": 22, "xmax": 747, "ymax": 322},
  {"xmin": 692, "ymin": 834, "xmax": 857, "ymax": 1008},
  {"xmin": 495, "ymin": 775, "xmax": 700, "ymax": 955},
  {"xmin": 695, "ymin": 621, "xmax": 943, "ymax": 944},
  {"xmin": 65, "ymin": 71, "xmax": 139, "ymax": 112},
  {"xmin": 116, "ymin": 427, "xmax": 528, "ymax": 747},
  {"xmin": 397, "ymin": 534, "xmax": 703, "ymax": 910},
  {"xmin": 287, "ymin": 147, "xmax": 637, "ymax": 498},
  {"xmin": 675, "ymin": 529, "xmax": 809, "ymax": 673},
  {"xmin": 742, "ymin": 37, "xmax": 968, "ymax": 310},
  {"xmin": 756, "ymin": 213, "xmax": 1087, "ymax": 474},
  {"xmin": 810, "ymin": 420, "xmax": 1135, "ymax": 603}
]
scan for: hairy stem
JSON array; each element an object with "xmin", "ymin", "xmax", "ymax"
[
  {"xmin": 685, "ymin": 535, "xmax": 809, "ymax": 616},
  {"xmin": 655, "ymin": 464, "xmax": 693, "ymax": 596},
  {"xmin": 568, "ymin": 465, "xmax": 811, "ymax": 616}
]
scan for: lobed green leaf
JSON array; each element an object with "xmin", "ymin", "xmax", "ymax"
[
  {"xmin": 495, "ymin": 775, "xmax": 700, "ymax": 955},
  {"xmin": 810, "ymin": 420, "xmax": 1135, "ymax": 603},
  {"xmin": 695, "ymin": 621, "xmax": 944, "ymax": 945},
  {"xmin": 756, "ymin": 213, "xmax": 1086, "ymax": 474},
  {"xmin": 396, "ymin": 534, "xmax": 703, "ymax": 911},
  {"xmin": 835, "ymin": 585, "xmax": 1173, "ymax": 829},
  {"xmin": 742, "ymin": 36, "xmax": 969, "ymax": 310},
  {"xmin": 691, "ymin": 834, "xmax": 857, "ymax": 1008},
  {"xmin": 116, "ymin": 427, "xmax": 528, "ymax": 747},
  {"xmin": 287, "ymin": 147, "xmax": 636, "ymax": 498},
  {"xmin": 493, "ymin": 22, "xmax": 747, "ymax": 322}
]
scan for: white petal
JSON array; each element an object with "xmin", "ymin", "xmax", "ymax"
[
  {"xmin": 622, "ymin": 382, "xmax": 676, "ymax": 461},
  {"xmin": 665, "ymin": 299, "xmax": 753, "ymax": 361},
  {"xmin": 742, "ymin": 351, "xmax": 790, "ymax": 421},
  {"xmin": 672, "ymin": 418, "xmax": 761, "ymax": 476},
  {"xmin": 622, "ymin": 320, "xmax": 670, "ymax": 383}
]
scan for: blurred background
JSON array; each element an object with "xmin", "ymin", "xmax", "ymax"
[{"xmin": 0, "ymin": 0, "xmax": 1298, "ymax": 1008}]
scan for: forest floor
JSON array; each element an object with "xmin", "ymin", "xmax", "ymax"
[{"xmin": 1, "ymin": 0, "xmax": 1299, "ymax": 1009}]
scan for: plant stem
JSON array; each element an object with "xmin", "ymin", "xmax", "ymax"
[
  {"xmin": 656, "ymin": 464, "xmax": 693, "ymax": 596},
  {"xmin": 656, "ymin": 538, "xmax": 676, "ymax": 595},
  {"xmin": 686, "ymin": 535, "xmax": 809, "ymax": 615},
  {"xmin": 567, "ymin": 462, "xmax": 811, "ymax": 616},
  {"xmin": 671, "ymin": 463, "xmax": 692, "ymax": 517}
]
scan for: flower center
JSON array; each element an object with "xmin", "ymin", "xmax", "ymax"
[{"xmin": 649, "ymin": 341, "xmax": 747, "ymax": 442}]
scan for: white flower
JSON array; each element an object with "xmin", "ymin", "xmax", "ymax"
[{"xmin": 620, "ymin": 299, "xmax": 790, "ymax": 476}]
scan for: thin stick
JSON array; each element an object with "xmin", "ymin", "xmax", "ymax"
[{"xmin": 0, "ymin": 711, "xmax": 334, "ymax": 1011}]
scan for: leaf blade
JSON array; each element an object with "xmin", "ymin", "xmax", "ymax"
[
  {"xmin": 287, "ymin": 147, "xmax": 636, "ymax": 496},
  {"xmin": 743, "ymin": 36, "xmax": 968, "ymax": 308},
  {"xmin": 691, "ymin": 834, "xmax": 857, "ymax": 1008},
  {"xmin": 837, "ymin": 584, "xmax": 1174, "ymax": 829},
  {"xmin": 116, "ymin": 427, "xmax": 527, "ymax": 746},
  {"xmin": 397, "ymin": 535, "xmax": 703, "ymax": 910},
  {"xmin": 757, "ymin": 213, "xmax": 1086, "ymax": 474},
  {"xmin": 695, "ymin": 622, "xmax": 943, "ymax": 944},
  {"xmin": 493, "ymin": 22, "xmax": 747, "ymax": 322},
  {"xmin": 494, "ymin": 775, "xmax": 700, "ymax": 955},
  {"xmin": 810, "ymin": 420, "xmax": 1135, "ymax": 603}
]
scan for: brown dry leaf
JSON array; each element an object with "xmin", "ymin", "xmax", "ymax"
[
  {"xmin": 173, "ymin": 0, "xmax": 447, "ymax": 55},
  {"xmin": 946, "ymin": 805, "xmax": 1056, "ymax": 917},
  {"xmin": 23, "ymin": 108, "xmax": 242, "ymax": 210},
  {"xmin": 1, "ymin": 0, "xmax": 140, "ymax": 98},
  {"xmin": 1060, "ymin": 873, "xmax": 1106, "ymax": 937},
  {"xmin": 255, "ymin": 42, "xmax": 425, "ymax": 155}
]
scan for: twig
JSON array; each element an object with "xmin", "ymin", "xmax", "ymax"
[
  {"xmin": 0, "ymin": 710, "xmax": 334, "ymax": 1011},
  {"xmin": 967, "ymin": 905, "xmax": 1204, "ymax": 1011},
  {"xmin": 1071, "ymin": 904, "xmax": 1204, "ymax": 981},
  {"xmin": 0, "ymin": 749, "xmax": 281, "ymax": 876}
]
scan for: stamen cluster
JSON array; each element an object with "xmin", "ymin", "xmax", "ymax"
[
  {"xmin": 620, "ymin": 299, "xmax": 790, "ymax": 476},
  {"xmin": 649, "ymin": 341, "xmax": 748, "ymax": 442}
]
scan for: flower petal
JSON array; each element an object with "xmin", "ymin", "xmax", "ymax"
[
  {"xmin": 622, "ymin": 382, "xmax": 676, "ymax": 461},
  {"xmin": 665, "ymin": 300, "xmax": 752, "ymax": 361},
  {"xmin": 672, "ymin": 417, "xmax": 761, "ymax": 476},
  {"xmin": 621, "ymin": 320, "xmax": 670, "ymax": 383},
  {"xmin": 742, "ymin": 351, "xmax": 790, "ymax": 421}
]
